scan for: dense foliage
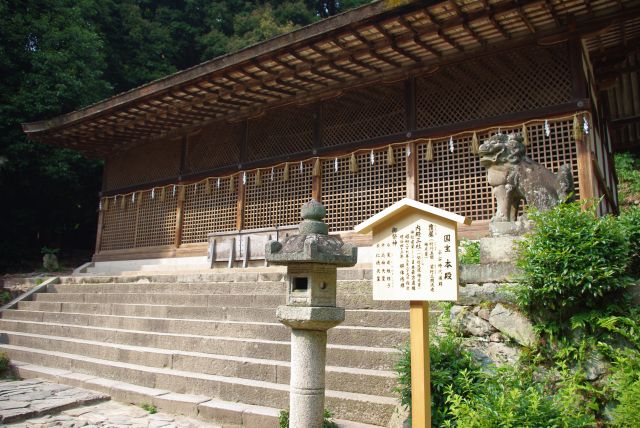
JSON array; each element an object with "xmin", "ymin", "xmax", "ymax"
[
  {"xmin": 515, "ymin": 201, "xmax": 631, "ymax": 319},
  {"xmin": 458, "ymin": 240, "xmax": 480, "ymax": 265},
  {"xmin": 614, "ymin": 152, "xmax": 640, "ymax": 206},
  {"xmin": 0, "ymin": 0, "xmax": 369, "ymax": 272}
]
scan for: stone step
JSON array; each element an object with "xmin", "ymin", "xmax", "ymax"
[
  {"xmin": 2, "ymin": 310, "xmax": 408, "ymax": 348},
  {"xmin": 32, "ymin": 291, "xmax": 408, "ymax": 311},
  {"xmin": 59, "ymin": 269, "xmax": 372, "ymax": 285},
  {"xmin": 48, "ymin": 281, "xmax": 288, "ymax": 295},
  {"xmin": 2, "ymin": 331, "xmax": 396, "ymax": 397},
  {"xmin": 9, "ymin": 361, "xmax": 385, "ymax": 428},
  {"xmin": 48, "ymin": 280, "xmax": 376, "ymax": 296},
  {"xmin": 33, "ymin": 292, "xmax": 287, "ymax": 308},
  {"xmin": 2, "ymin": 346, "xmax": 396, "ymax": 426},
  {"xmin": 16, "ymin": 301, "xmax": 410, "ymax": 328},
  {"xmin": 0, "ymin": 319, "xmax": 400, "ymax": 370}
]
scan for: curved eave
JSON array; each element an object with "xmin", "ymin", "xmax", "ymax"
[
  {"xmin": 22, "ymin": 0, "xmax": 640, "ymax": 157},
  {"xmin": 22, "ymin": 0, "xmax": 423, "ymax": 134}
]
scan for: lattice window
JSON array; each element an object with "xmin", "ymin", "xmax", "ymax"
[
  {"xmin": 322, "ymin": 147, "xmax": 407, "ymax": 231},
  {"xmin": 100, "ymin": 191, "xmax": 178, "ymax": 251},
  {"xmin": 181, "ymin": 178, "xmax": 238, "ymax": 244},
  {"xmin": 99, "ymin": 197, "xmax": 137, "ymax": 251},
  {"xmin": 416, "ymin": 44, "xmax": 573, "ymax": 129},
  {"xmin": 185, "ymin": 122, "xmax": 241, "ymax": 174},
  {"xmin": 244, "ymin": 162, "xmax": 313, "ymax": 230},
  {"xmin": 417, "ymin": 119, "xmax": 579, "ymax": 221},
  {"xmin": 323, "ymin": 82, "xmax": 405, "ymax": 147},
  {"xmin": 103, "ymin": 137, "xmax": 182, "ymax": 191},
  {"xmin": 133, "ymin": 190, "xmax": 178, "ymax": 248},
  {"xmin": 247, "ymin": 105, "xmax": 314, "ymax": 162}
]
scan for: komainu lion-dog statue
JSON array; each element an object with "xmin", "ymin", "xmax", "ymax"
[{"xmin": 478, "ymin": 133, "xmax": 575, "ymax": 223}]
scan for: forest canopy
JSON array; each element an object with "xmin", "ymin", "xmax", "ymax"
[{"xmin": 0, "ymin": 0, "xmax": 369, "ymax": 271}]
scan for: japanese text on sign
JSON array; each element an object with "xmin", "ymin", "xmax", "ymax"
[{"xmin": 373, "ymin": 217, "xmax": 458, "ymax": 301}]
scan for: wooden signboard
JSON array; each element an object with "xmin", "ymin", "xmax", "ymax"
[{"xmin": 355, "ymin": 198, "xmax": 471, "ymax": 428}]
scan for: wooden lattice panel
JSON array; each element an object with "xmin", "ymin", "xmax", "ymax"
[
  {"xmin": 133, "ymin": 190, "xmax": 178, "ymax": 248},
  {"xmin": 322, "ymin": 82, "xmax": 405, "ymax": 147},
  {"xmin": 247, "ymin": 104, "xmax": 314, "ymax": 162},
  {"xmin": 100, "ymin": 191, "xmax": 178, "ymax": 251},
  {"xmin": 322, "ymin": 147, "xmax": 407, "ymax": 231},
  {"xmin": 244, "ymin": 163, "xmax": 313, "ymax": 230},
  {"xmin": 416, "ymin": 44, "xmax": 573, "ymax": 129},
  {"xmin": 181, "ymin": 178, "xmax": 238, "ymax": 244},
  {"xmin": 99, "ymin": 197, "xmax": 137, "ymax": 251},
  {"xmin": 185, "ymin": 122, "xmax": 241, "ymax": 174},
  {"xmin": 103, "ymin": 137, "xmax": 182, "ymax": 191},
  {"xmin": 417, "ymin": 119, "xmax": 580, "ymax": 221}
]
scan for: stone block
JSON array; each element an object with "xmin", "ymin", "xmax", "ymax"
[
  {"xmin": 489, "ymin": 303, "xmax": 536, "ymax": 348},
  {"xmin": 460, "ymin": 263, "xmax": 520, "ymax": 284},
  {"xmin": 242, "ymin": 405, "xmax": 280, "ymax": 428},
  {"xmin": 153, "ymin": 392, "xmax": 209, "ymax": 417},
  {"xmin": 197, "ymin": 400, "xmax": 244, "ymax": 425},
  {"xmin": 480, "ymin": 236, "xmax": 520, "ymax": 264},
  {"xmin": 458, "ymin": 283, "xmax": 516, "ymax": 305}
]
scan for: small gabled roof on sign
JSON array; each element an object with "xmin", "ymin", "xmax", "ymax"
[{"xmin": 354, "ymin": 198, "xmax": 471, "ymax": 234}]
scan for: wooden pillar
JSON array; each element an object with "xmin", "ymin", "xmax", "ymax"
[
  {"xmin": 409, "ymin": 300, "xmax": 431, "ymax": 428},
  {"xmin": 576, "ymin": 131, "xmax": 595, "ymax": 202},
  {"xmin": 175, "ymin": 186, "xmax": 186, "ymax": 248},
  {"xmin": 94, "ymin": 198, "xmax": 105, "ymax": 255},
  {"xmin": 312, "ymin": 174, "xmax": 322, "ymax": 202},
  {"xmin": 236, "ymin": 174, "xmax": 246, "ymax": 231},
  {"xmin": 406, "ymin": 141, "xmax": 418, "ymax": 200}
]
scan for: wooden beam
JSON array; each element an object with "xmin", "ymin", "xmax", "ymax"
[
  {"xmin": 406, "ymin": 140, "xmax": 418, "ymax": 200},
  {"xmin": 175, "ymin": 186, "xmax": 186, "ymax": 247},
  {"xmin": 236, "ymin": 174, "xmax": 246, "ymax": 231},
  {"xmin": 576, "ymin": 135, "xmax": 596, "ymax": 201},
  {"xmin": 409, "ymin": 301, "xmax": 431, "ymax": 428},
  {"xmin": 94, "ymin": 203, "xmax": 105, "ymax": 254}
]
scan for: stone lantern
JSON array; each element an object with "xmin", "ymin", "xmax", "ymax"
[{"xmin": 266, "ymin": 199, "xmax": 357, "ymax": 428}]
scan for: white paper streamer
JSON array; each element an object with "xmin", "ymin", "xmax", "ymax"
[
  {"xmin": 370, "ymin": 150, "xmax": 375, "ymax": 165},
  {"xmin": 271, "ymin": 167, "xmax": 274, "ymax": 181},
  {"xmin": 545, "ymin": 120, "xmax": 551, "ymax": 137},
  {"xmin": 334, "ymin": 158, "xmax": 338, "ymax": 172},
  {"xmin": 406, "ymin": 144, "xmax": 411, "ymax": 157},
  {"xmin": 299, "ymin": 161, "xmax": 303, "ymax": 173},
  {"xmin": 99, "ymin": 200, "xmax": 102, "ymax": 210},
  {"xmin": 242, "ymin": 172, "xmax": 247, "ymax": 185},
  {"xmin": 173, "ymin": 185, "xmax": 176, "ymax": 197},
  {"xmin": 217, "ymin": 178, "xmax": 221, "ymax": 188},
  {"xmin": 151, "ymin": 188, "xmax": 155, "ymax": 199},
  {"xmin": 449, "ymin": 137, "xmax": 454, "ymax": 153},
  {"xmin": 131, "ymin": 193, "xmax": 135, "ymax": 203},
  {"xmin": 583, "ymin": 116, "xmax": 589, "ymax": 135}
]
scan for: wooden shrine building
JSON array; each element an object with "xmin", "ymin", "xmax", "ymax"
[{"xmin": 23, "ymin": 0, "xmax": 640, "ymax": 263}]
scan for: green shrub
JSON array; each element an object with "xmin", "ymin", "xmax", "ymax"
[
  {"xmin": 608, "ymin": 350, "xmax": 640, "ymax": 427},
  {"xmin": 459, "ymin": 240, "xmax": 480, "ymax": 265},
  {"xmin": 395, "ymin": 332, "xmax": 485, "ymax": 426},
  {"xmin": 614, "ymin": 152, "xmax": 640, "ymax": 203},
  {"xmin": 443, "ymin": 367, "xmax": 595, "ymax": 428},
  {"xmin": 140, "ymin": 403, "xmax": 157, "ymax": 414},
  {"xmin": 278, "ymin": 409, "xmax": 337, "ymax": 428},
  {"xmin": 0, "ymin": 291, "xmax": 11, "ymax": 304},
  {"xmin": 515, "ymin": 201, "xmax": 630, "ymax": 318},
  {"xmin": 0, "ymin": 352, "xmax": 9, "ymax": 372},
  {"xmin": 619, "ymin": 206, "xmax": 640, "ymax": 276}
]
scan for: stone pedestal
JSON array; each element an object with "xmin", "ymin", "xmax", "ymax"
[
  {"xmin": 277, "ymin": 305, "xmax": 344, "ymax": 428},
  {"xmin": 289, "ymin": 329, "xmax": 328, "ymax": 428}
]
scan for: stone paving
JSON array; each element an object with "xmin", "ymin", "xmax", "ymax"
[{"xmin": 0, "ymin": 379, "xmax": 221, "ymax": 428}]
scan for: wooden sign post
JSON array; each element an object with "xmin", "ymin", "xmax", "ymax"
[{"xmin": 355, "ymin": 198, "xmax": 471, "ymax": 428}]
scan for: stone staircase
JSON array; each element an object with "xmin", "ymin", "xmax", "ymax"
[{"xmin": 0, "ymin": 268, "xmax": 412, "ymax": 427}]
